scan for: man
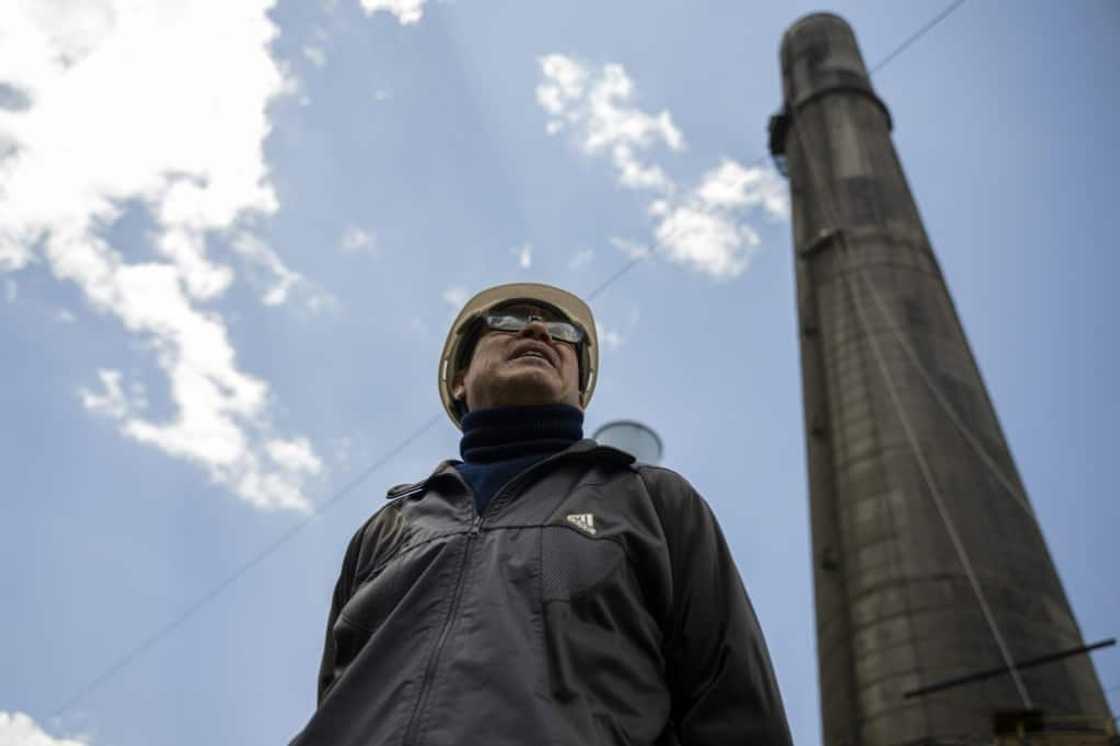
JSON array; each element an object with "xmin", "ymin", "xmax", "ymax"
[{"xmin": 292, "ymin": 282, "xmax": 793, "ymax": 745}]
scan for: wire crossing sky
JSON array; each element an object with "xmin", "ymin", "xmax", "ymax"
[{"xmin": 2, "ymin": 2, "xmax": 1117, "ymax": 744}]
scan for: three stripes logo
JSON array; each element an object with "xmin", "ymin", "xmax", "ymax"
[{"xmin": 566, "ymin": 513, "xmax": 597, "ymax": 536}]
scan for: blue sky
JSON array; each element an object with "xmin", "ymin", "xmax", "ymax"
[{"xmin": 1, "ymin": 1, "xmax": 1117, "ymax": 744}]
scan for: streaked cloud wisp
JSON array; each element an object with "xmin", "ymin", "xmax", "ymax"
[{"xmin": 0, "ymin": 1, "xmax": 323, "ymax": 510}]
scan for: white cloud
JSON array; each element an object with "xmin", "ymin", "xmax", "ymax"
[
  {"xmin": 513, "ymin": 243, "xmax": 532, "ymax": 269},
  {"xmin": 537, "ymin": 55, "xmax": 683, "ymax": 194},
  {"xmin": 442, "ymin": 285, "xmax": 469, "ymax": 310},
  {"xmin": 266, "ymin": 436, "xmax": 323, "ymax": 474},
  {"xmin": 536, "ymin": 55, "xmax": 587, "ymax": 117},
  {"xmin": 373, "ymin": 88, "xmax": 393, "ymax": 102},
  {"xmin": 231, "ymin": 233, "xmax": 299, "ymax": 306},
  {"xmin": 80, "ymin": 369, "xmax": 135, "ymax": 420},
  {"xmin": 609, "ymin": 236, "xmax": 651, "ymax": 260},
  {"xmin": 0, "ymin": 2, "xmax": 323, "ymax": 511},
  {"xmin": 0, "ymin": 711, "xmax": 88, "ymax": 746},
  {"xmin": 72, "ymin": 272, "xmax": 316, "ymax": 511},
  {"xmin": 536, "ymin": 56, "xmax": 788, "ymax": 279},
  {"xmin": 231, "ymin": 232, "xmax": 335, "ymax": 311},
  {"xmin": 653, "ymin": 201, "xmax": 760, "ymax": 279},
  {"xmin": 339, "ymin": 225, "xmax": 375, "ymax": 254},
  {"xmin": 696, "ymin": 159, "xmax": 789, "ymax": 219},
  {"xmin": 152, "ymin": 230, "xmax": 228, "ymax": 301},
  {"xmin": 360, "ymin": 0, "xmax": 427, "ymax": 25},
  {"xmin": 302, "ymin": 45, "xmax": 327, "ymax": 68},
  {"xmin": 568, "ymin": 248, "xmax": 594, "ymax": 270},
  {"xmin": 55, "ymin": 308, "xmax": 78, "ymax": 323}
]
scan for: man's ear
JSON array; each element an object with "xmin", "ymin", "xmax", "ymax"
[{"xmin": 451, "ymin": 373, "xmax": 466, "ymax": 403}]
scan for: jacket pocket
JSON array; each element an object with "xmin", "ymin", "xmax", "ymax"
[
  {"xmin": 336, "ymin": 537, "xmax": 454, "ymax": 651},
  {"xmin": 539, "ymin": 525, "xmax": 666, "ymax": 716},
  {"xmin": 540, "ymin": 527, "xmax": 627, "ymax": 602}
]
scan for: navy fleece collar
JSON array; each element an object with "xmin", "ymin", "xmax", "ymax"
[{"xmin": 458, "ymin": 404, "xmax": 584, "ymax": 463}]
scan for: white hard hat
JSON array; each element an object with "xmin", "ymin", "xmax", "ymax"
[{"xmin": 437, "ymin": 282, "xmax": 599, "ymax": 429}]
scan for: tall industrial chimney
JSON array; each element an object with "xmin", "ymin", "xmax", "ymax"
[{"xmin": 769, "ymin": 13, "xmax": 1113, "ymax": 745}]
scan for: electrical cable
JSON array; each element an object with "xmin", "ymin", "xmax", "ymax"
[
  {"xmin": 586, "ymin": 253, "xmax": 647, "ymax": 301},
  {"xmin": 869, "ymin": 0, "xmax": 968, "ymax": 75}
]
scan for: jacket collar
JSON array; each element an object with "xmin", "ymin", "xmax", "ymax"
[{"xmin": 384, "ymin": 438, "xmax": 634, "ymax": 500}]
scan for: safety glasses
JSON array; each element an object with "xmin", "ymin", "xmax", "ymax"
[{"xmin": 482, "ymin": 308, "xmax": 584, "ymax": 344}]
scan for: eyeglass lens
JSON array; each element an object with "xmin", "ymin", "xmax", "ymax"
[{"xmin": 485, "ymin": 310, "xmax": 582, "ymax": 343}]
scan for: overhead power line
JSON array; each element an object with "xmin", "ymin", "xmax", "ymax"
[
  {"xmin": 47, "ymin": 1, "xmax": 967, "ymax": 718},
  {"xmin": 587, "ymin": 254, "xmax": 647, "ymax": 300},
  {"xmin": 869, "ymin": 0, "xmax": 968, "ymax": 75}
]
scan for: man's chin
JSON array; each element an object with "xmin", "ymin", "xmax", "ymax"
[{"xmin": 488, "ymin": 372, "xmax": 567, "ymax": 408}]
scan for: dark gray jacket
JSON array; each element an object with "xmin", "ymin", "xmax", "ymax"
[{"xmin": 291, "ymin": 439, "xmax": 792, "ymax": 745}]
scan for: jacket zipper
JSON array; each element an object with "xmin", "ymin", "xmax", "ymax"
[
  {"xmin": 401, "ymin": 512, "xmax": 482, "ymax": 746},
  {"xmin": 399, "ymin": 450, "xmax": 578, "ymax": 745}
]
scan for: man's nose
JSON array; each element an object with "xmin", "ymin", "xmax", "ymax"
[{"xmin": 520, "ymin": 319, "xmax": 552, "ymax": 342}]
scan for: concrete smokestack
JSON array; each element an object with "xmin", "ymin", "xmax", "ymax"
[{"xmin": 769, "ymin": 12, "xmax": 1113, "ymax": 744}]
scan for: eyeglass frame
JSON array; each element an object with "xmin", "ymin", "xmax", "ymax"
[{"xmin": 480, "ymin": 307, "xmax": 585, "ymax": 345}]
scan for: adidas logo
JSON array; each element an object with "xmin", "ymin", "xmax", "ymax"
[{"xmin": 566, "ymin": 513, "xmax": 597, "ymax": 535}]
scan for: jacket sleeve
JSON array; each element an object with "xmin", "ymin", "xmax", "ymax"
[
  {"xmin": 644, "ymin": 469, "xmax": 793, "ymax": 746},
  {"xmin": 315, "ymin": 523, "xmax": 366, "ymax": 704}
]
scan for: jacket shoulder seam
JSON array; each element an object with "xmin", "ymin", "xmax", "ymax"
[{"xmin": 631, "ymin": 464, "xmax": 701, "ymax": 507}]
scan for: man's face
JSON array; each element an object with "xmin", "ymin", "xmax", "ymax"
[{"xmin": 452, "ymin": 302, "xmax": 583, "ymax": 413}]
